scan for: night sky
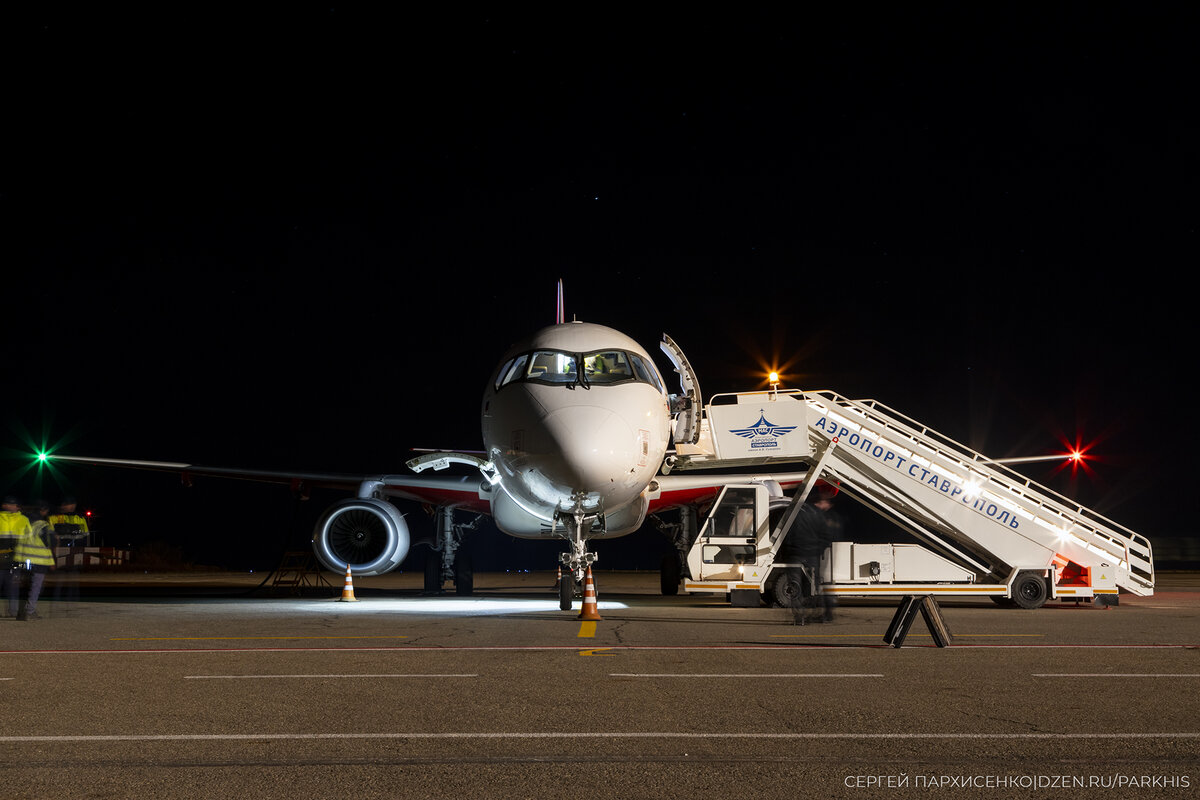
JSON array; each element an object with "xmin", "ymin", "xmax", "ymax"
[{"xmin": 4, "ymin": 8, "xmax": 1197, "ymax": 569}]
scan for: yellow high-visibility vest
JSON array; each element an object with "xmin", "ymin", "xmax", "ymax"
[
  {"xmin": 16, "ymin": 521, "xmax": 55, "ymax": 568},
  {"xmin": 49, "ymin": 512, "xmax": 89, "ymax": 533},
  {"xmin": 0, "ymin": 511, "xmax": 32, "ymax": 560}
]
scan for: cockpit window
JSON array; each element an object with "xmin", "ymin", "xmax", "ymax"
[
  {"xmin": 527, "ymin": 351, "xmax": 577, "ymax": 383},
  {"xmin": 582, "ymin": 351, "xmax": 633, "ymax": 384},
  {"xmin": 496, "ymin": 354, "xmax": 529, "ymax": 389},
  {"xmin": 496, "ymin": 348, "xmax": 665, "ymax": 392},
  {"xmin": 629, "ymin": 353, "xmax": 665, "ymax": 393}
]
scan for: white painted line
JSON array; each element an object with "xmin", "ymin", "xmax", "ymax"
[
  {"xmin": 1033, "ymin": 673, "xmax": 1200, "ymax": 678},
  {"xmin": 184, "ymin": 674, "xmax": 477, "ymax": 680},
  {"xmin": 611, "ymin": 674, "xmax": 884, "ymax": 678},
  {"xmin": 1, "ymin": 732, "xmax": 1197, "ymax": 743},
  {"xmin": 2, "ymin": 643, "xmax": 1199, "ymax": 655}
]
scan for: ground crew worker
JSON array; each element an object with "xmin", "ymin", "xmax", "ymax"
[
  {"xmin": 50, "ymin": 497, "xmax": 86, "ymax": 602},
  {"xmin": 778, "ymin": 482, "xmax": 843, "ymax": 624},
  {"xmin": 1, "ymin": 495, "xmax": 32, "ymax": 618},
  {"xmin": 16, "ymin": 501, "xmax": 55, "ymax": 620},
  {"xmin": 50, "ymin": 496, "xmax": 89, "ymax": 547}
]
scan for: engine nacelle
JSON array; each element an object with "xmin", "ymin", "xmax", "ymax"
[{"xmin": 312, "ymin": 498, "xmax": 410, "ymax": 576}]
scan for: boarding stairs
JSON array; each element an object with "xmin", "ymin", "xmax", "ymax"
[{"xmin": 671, "ymin": 389, "xmax": 1155, "ymax": 597}]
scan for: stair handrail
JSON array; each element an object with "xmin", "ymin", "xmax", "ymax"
[{"xmin": 803, "ymin": 390, "xmax": 1153, "ymax": 587}]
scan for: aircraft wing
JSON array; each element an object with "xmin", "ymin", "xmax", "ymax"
[
  {"xmin": 49, "ymin": 454, "xmax": 808, "ymax": 516},
  {"xmin": 46, "ymin": 455, "xmax": 495, "ymax": 514}
]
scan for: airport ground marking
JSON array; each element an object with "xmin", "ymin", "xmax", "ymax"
[
  {"xmin": 2, "ymin": 643, "xmax": 1198, "ymax": 656},
  {"xmin": 577, "ymin": 622, "xmax": 596, "ymax": 638},
  {"xmin": 184, "ymin": 673, "xmax": 478, "ymax": 680},
  {"xmin": 3, "ymin": 731, "xmax": 1200, "ymax": 744},
  {"xmin": 110, "ymin": 636, "xmax": 410, "ymax": 642},
  {"xmin": 1033, "ymin": 673, "xmax": 1200, "ymax": 678},
  {"xmin": 771, "ymin": 633, "xmax": 1046, "ymax": 639},
  {"xmin": 611, "ymin": 673, "xmax": 884, "ymax": 678}
]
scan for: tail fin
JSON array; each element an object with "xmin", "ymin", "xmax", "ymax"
[{"xmin": 556, "ymin": 279, "xmax": 565, "ymax": 324}]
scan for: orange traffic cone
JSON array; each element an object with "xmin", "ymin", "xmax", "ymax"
[
  {"xmin": 577, "ymin": 566, "xmax": 602, "ymax": 621},
  {"xmin": 338, "ymin": 565, "xmax": 359, "ymax": 602}
]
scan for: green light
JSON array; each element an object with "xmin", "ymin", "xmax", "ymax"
[{"xmin": 36, "ymin": 451, "xmax": 49, "ymax": 463}]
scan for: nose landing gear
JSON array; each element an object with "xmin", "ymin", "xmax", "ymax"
[{"xmin": 555, "ymin": 503, "xmax": 599, "ymax": 611}]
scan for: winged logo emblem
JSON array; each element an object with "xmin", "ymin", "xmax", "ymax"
[{"xmin": 730, "ymin": 410, "xmax": 798, "ymax": 441}]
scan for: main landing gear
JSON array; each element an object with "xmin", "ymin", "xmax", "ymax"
[{"xmin": 422, "ymin": 507, "xmax": 481, "ymax": 596}]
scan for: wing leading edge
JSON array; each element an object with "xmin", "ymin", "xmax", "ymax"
[{"xmin": 47, "ymin": 454, "xmax": 495, "ymax": 513}]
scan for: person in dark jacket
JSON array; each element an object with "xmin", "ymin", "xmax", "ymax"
[{"xmin": 779, "ymin": 483, "xmax": 842, "ymax": 624}]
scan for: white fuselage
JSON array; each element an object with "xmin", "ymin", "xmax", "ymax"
[{"xmin": 481, "ymin": 322, "xmax": 671, "ymax": 538}]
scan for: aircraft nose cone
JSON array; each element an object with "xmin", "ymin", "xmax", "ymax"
[{"xmin": 542, "ymin": 405, "xmax": 637, "ymax": 493}]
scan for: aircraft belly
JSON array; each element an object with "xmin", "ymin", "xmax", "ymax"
[
  {"xmin": 491, "ymin": 489, "xmax": 553, "ymax": 537},
  {"xmin": 491, "ymin": 488, "xmax": 649, "ymax": 540}
]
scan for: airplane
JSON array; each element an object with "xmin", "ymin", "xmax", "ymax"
[{"xmin": 44, "ymin": 283, "xmax": 810, "ymax": 610}]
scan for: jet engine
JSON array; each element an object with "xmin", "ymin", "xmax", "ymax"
[{"xmin": 312, "ymin": 498, "xmax": 410, "ymax": 576}]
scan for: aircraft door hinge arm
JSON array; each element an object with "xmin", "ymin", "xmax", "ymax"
[
  {"xmin": 660, "ymin": 333, "xmax": 702, "ymax": 445},
  {"xmin": 406, "ymin": 452, "xmax": 499, "ymax": 485}
]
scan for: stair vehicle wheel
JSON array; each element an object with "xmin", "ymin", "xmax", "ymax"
[
  {"xmin": 1011, "ymin": 571, "xmax": 1048, "ymax": 609},
  {"xmin": 771, "ymin": 570, "xmax": 806, "ymax": 608}
]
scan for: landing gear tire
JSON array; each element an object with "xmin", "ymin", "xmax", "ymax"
[
  {"xmin": 660, "ymin": 554, "xmax": 681, "ymax": 596},
  {"xmin": 1011, "ymin": 571, "xmax": 1048, "ymax": 609},
  {"xmin": 559, "ymin": 573, "xmax": 573, "ymax": 611},
  {"xmin": 454, "ymin": 553, "xmax": 474, "ymax": 596},
  {"xmin": 423, "ymin": 549, "xmax": 442, "ymax": 594}
]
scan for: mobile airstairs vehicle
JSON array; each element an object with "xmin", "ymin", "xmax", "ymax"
[{"xmin": 663, "ymin": 388, "xmax": 1155, "ymax": 609}]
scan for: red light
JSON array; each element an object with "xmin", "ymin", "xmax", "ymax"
[{"xmin": 1049, "ymin": 433, "xmax": 1098, "ymax": 481}]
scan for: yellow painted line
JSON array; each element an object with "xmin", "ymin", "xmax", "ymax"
[
  {"xmin": 579, "ymin": 648, "xmax": 615, "ymax": 657},
  {"xmin": 578, "ymin": 621, "xmax": 597, "ymax": 638},
  {"xmin": 110, "ymin": 636, "xmax": 410, "ymax": 642}
]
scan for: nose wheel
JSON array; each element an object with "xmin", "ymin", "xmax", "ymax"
[{"xmin": 558, "ymin": 571, "xmax": 574, "ymax": 611}]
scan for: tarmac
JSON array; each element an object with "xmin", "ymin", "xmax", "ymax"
[{"xmin": 1, "ymin": 569, "xmax": 1197, "ymax": 798}]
